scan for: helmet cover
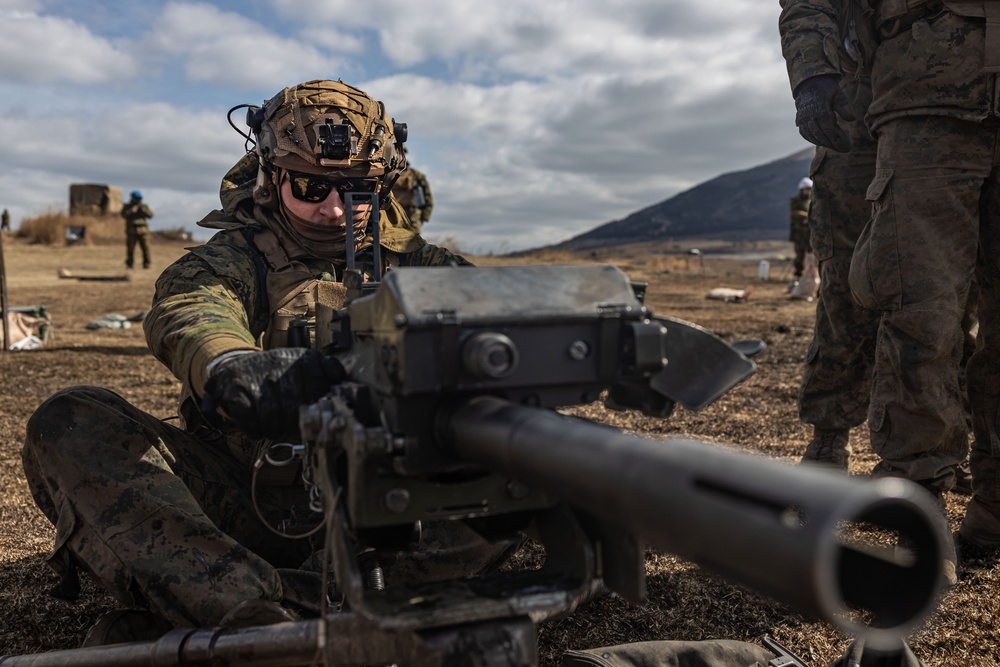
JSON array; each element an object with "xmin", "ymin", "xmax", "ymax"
[{"xmin": 252, "ymin": 79, "xmax": 406, "ymax": 181}]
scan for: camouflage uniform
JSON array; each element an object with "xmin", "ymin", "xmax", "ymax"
[
  {"xmin": 121, "ymin": 197, "xmax": 152, "ymax": 269},
  {"xmin": 21, "ymin": 154, "xmax": 482, "ymax": 628},
  {"xmin": 391, "ymin": 166, "xmax": 434, "ymax": 232},
  {"xmin": 780, "ymin": 1, "xmax": 1000, "ymax": 523},
  {"xmin": 794, "ymin": 78, "xmax": 881, "ymax": 442}
]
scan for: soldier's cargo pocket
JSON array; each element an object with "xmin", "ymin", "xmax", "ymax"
[
  {"xmin": 808, "ymin": 150, "xmax": 833, "ymax": 262},
  {"xmin": 867, "ymin": 399, "xmax": 891, "ymax": 457},
  {"xmin": 849, "ymin": 169, "xmax": 902, "ymax": 311}
]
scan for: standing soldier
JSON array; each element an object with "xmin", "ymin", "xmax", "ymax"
[
  {"xmin": 778, "ymin": 2, "xmax": 882, "ymax": 469},
  {"xmin": 779, "ymin": 0, "xmax": 1000, "ymax": 563},
  {"xmin": 1, "ymin": 208, "xmax": 10, "ymax": 232},
  {"xmin": 788, "ymin": 177, "xmax": 812, "ymax": 287},
  {"xmin": 391, "ymin": 160, "xmax": 433, "ymax": 232},
  {"xmin": 121, "ymin": 190, "xmax": 153, "ymax": 269}
]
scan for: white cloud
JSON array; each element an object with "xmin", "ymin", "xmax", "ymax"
[
  {"xmin": 0, "ymin": 1, "xmax": 808, "ymax": 252},
  {"xmin": 0, "ymin": 8, "xmax": 136, "ymax": 85},
  {"xmin": 271, "ymin": 0, "xmax": 782, "ymax": 78},
  {"xmin": 145, "ymin": 2, "xmax": 353, "ymax": 91},
  {"xmin": 0, "ymin": 100, "xmax": 249, "ymax": 236}
]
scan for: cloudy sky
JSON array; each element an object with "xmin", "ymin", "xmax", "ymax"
[{"xmin": 0, "ymin": 0, "xmax": 808, "ymax": 253}]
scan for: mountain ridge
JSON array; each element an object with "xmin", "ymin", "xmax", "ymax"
[{"xmin": 548, "ymin": 146, "xmax": 815, "ymax": 252}]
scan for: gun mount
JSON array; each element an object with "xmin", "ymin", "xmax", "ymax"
[{"xmin": 1, "ymin": 265, "xmax": 945, "ymax": 667}]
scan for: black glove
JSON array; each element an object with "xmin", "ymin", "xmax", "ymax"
[
  {"xmin": 202, "ymin": 348, "xmax": 346, "ymax": 441},
  {"xmin": 793, "ymin": 75, "xmax": 856, "ymax": 153}
]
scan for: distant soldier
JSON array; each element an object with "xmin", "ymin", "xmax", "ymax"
[
  {"xmin": 121, "ymin": 190, "xmax": 153, "ymax": 269},
  {"xmin": 1, "ymin": 208, "xmax": 10, "ymax": 232},
  {"xmin": 392, "ymin": 162, "xmax": 433, "ymax": 232},
  {"xmin": 788, "ymin": 177, "xmax": 812, "ymax": 284}
]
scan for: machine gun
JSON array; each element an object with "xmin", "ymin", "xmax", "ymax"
[{"xmin": 1, "ymin": 264, "xmax": 945, "ymax": 667}]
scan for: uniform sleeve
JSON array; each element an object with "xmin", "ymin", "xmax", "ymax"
[
  {"xmin": 401, "ymin": 243, "xmax": 473, "ymax": 267},
  {"xmin": 144, "ymin": 235, "xmax": 263, "ymax": 397},
  {"xmin": 790, "ymin": 195, "xmax": 810, "ymax": 221},
  {"xmin": 778, "ymin": 0, "xmax": 843, "ymax": 93}
]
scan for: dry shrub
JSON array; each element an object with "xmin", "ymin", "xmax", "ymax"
[
  {"xmin": 151, "ymin": 227, "xmax": 193, "ymax": 242},
  {"xmin": 15, "ymin": 211, "xmax": 125, "ymax": 245},
  {"xmin": 424, "ymin": 234, "xmax": 465, "ymax": 256},
  {"xmin": 529, "ymin": 248, "xmax": 588, "ymax": 264}
]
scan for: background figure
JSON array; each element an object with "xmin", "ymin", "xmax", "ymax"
[
  {"xmin": 121, "ymin": 191, "xmax": 153, "ymax": 269},
  {"xmin": 1, "ymin": 208, "xmax": 9, "ymax": 232},
  {"xmin": 788, "ymin": 177, "xmax": 812, "ymax": 286},
  {"xmin": 391, "ymin": 162, "xmax": 433, "ymax": 232}
]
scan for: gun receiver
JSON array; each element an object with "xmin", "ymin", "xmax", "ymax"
[{"xmin": 1, "ymin": 265, "xmax": 944, "ymax": 667}]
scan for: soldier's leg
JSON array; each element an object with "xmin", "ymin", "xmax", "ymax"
[
  {"xmin": 799, "ymin": 144, "xmax": 879, "ymax": 468},
  {"xmin": 793, "ymin": 241, "xmax": 805, "ymax": 279},
  {"xmin": 850, "ymin": 116, "xmax": 986, "ymax": 492},
  {"xmin": 125, "ymin": 231, "xmax": 136, "ymax": 268},
  {"xmin": 138, "ymin": 230, "xmax": 151, "ymax": 268},
  {"xmin": 962, "ymin": 157, "xmax": 1000, "ymax": 544},
  {"xmin": 21, "ymin": 386, "xmax": 287, "ymax": 627}
]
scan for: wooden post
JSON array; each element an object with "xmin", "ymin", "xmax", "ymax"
[{"xmin": 0, "ymin": 229, "xmax": 9, "ymax": 352}]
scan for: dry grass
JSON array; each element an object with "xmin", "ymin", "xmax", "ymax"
[
  {"xmin": 15, "ymin": 211, "xmax": 126, "ymax": 246},
  {"xmin": 13, "ymin": 212, "xmax": 192, "ymax": 246},
  {"xmin": 0, "ymin": 236, "xmax": 997, "ymax": 666}
]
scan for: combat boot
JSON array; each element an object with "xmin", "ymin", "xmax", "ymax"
[
  {"xmin": 958, "ymin": 496, "xmax": 1000, "ymax": 548},
  {"xmin": 952, "ymin": 459, "xmax": 973, "ymax": 496},
  {"xmin": 800, "ymin": 427, "xmax": 851, "ymax": 470}
]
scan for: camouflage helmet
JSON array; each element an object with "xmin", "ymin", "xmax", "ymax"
[{"xmin": 248, "ymin": 80, "xmax": 407, "ymax": 206}]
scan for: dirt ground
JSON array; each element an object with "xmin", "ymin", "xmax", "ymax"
[{"xmin": 0, "ymin": 235, "xmax": 997, "ymax": 666}]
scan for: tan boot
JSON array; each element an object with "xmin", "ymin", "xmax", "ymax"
[
  {"xmin": 800, "ymin": 427, "xmax": 851, "ymax": 470},
  {"xmin": 959, "ymin": 496, "xmax": 1000, "ymax": 548}
]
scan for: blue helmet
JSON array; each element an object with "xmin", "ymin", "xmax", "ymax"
[{"xmin": 130, "ymin": 190, "xmax": 142, "ymax": 200}]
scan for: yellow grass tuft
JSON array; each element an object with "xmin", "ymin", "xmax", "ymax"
[{"xmin": 15, "ymin": 210, "xmax": 125, "ymax": 246}]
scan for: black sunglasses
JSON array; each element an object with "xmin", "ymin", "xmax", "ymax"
[{"xmin": 285, "ymin": 172, "xmax": 378, "ymax": 203}]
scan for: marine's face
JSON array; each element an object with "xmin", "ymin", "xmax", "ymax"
[{"xmin": 279, "ymin": 174, "xmax": 372, "ymax": 241}]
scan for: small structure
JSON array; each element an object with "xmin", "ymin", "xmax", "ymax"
[{"xmin": 69, "ymin": 183, "xmax": 123, "ymax": 217}]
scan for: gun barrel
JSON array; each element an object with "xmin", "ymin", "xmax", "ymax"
[{"xmin": 440, "ymin": 396, "xmax": 943, "ymax": 649}]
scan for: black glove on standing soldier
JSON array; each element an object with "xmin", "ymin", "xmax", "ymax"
[
  {"xmin": 203, "ymin": 348, "xmax": 346, "ymax": 441},
  {"xmin": 793, "ymin": 74, "xmax": 856, "ymax": 153}
]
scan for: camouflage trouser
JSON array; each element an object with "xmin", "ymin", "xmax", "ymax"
[
  {"xmin": 798, "ymin": 136, "xmax": 879, "ymax": 431},
  {"xmin": 22, "ymin": 386, "xmax": 520, "ymax": 627},
  {"xmin": 21, "ymin": 386, "xmax": 312, "ymax": 627},
  {"xmin": 849, "ymin": 115, "xmax": 995, "ymax": 493},
  {"xmin": 126, "ymin": 225, "xmax": 150, "ymax": 268}
]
